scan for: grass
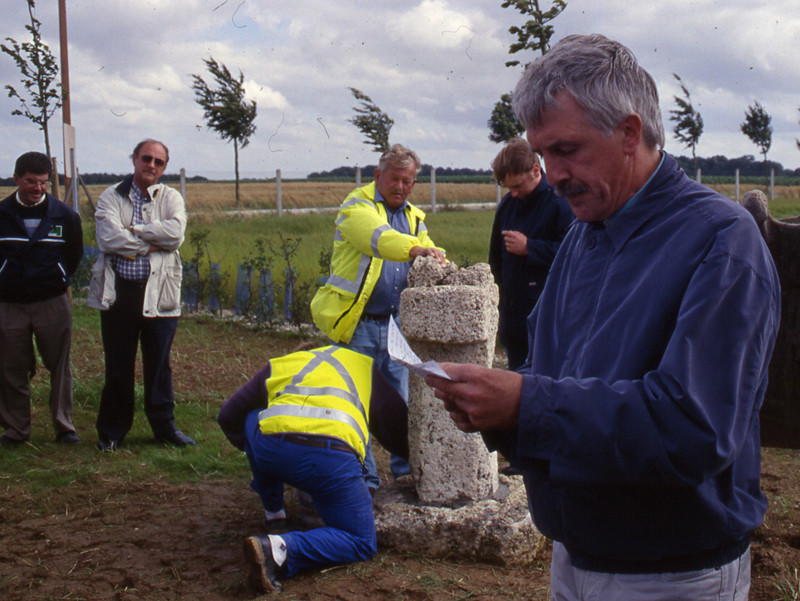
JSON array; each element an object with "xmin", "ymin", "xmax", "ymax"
[
  {"xmin": 7, "ymin": 176, "xmax": 800, "ymax": 313},
  {"xmin": 1, "ymin": 278, "xmax": 798, "ymax": 600},
  {"xmin": 0, "ymin": 302, "xmax": 322, "ymax": 497},
  {"xmin": 72, "ymin": 201, "xmax": 497, "ymax": 313},
  {"xmin": 773, "ymin": 567, "xmax": 800, "ymax": 601}
]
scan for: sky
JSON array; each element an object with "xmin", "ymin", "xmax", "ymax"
[{"xmin": 1, "ymin": 0, "xmax": 799, "ymax": 180}]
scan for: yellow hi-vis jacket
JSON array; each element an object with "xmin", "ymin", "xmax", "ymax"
[
  {"xmin": 310, "ymin": 181, "xmax": 440, "ymax": 343},
  {"xmin": 257, "ymin": 346, "xmax": 373, "ymax": 461}
]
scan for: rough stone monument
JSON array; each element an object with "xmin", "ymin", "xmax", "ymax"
[
  {"xmin": 742, "ymin": 189, "xmax": 800, "ymax": 448},
  {"xmin": 373, "ymin": 257, "xmax": 543, "ymax": 565}
]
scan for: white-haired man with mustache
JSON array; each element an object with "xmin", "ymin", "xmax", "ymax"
[
  {"xmin": 311, "ymin": 144, "xmax": 446, "ymax": 491},
  {"xmin": 425, "ymin": 34, "xmax": 779, "ymax": 600}
]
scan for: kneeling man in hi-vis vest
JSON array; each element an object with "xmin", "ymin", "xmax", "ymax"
[{"xmin": 218, "ymin": 345, "xmax": 408, "ymax": 592}]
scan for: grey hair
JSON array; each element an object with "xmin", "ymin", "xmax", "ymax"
[
  {"xmin": 378, "ymin": 144, "xmax": 422, "ymax": 173},
  {"xmin": 513, "ymin": 34, "xmax": 665, "ymax": 149}
]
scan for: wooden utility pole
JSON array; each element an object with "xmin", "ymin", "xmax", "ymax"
[{"xmin": 58, "ymin": 0, "xmax": 72, "ymax": 199}]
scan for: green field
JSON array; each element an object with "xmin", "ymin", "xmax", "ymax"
[
  {"xmin": 5, "ymin": 178, "xmax": 800, "ymax": 313},
  {"xmin": 76, "ymin": 207, "xmax": 497, "ymax": 316}
]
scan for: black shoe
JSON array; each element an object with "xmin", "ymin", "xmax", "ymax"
[
  {"xmin": 97, "ymin": 438, "xmax": 119, "ymax": 452},
  {"xmin": 0, "ymin": 435, "xmax": 25, "ymax": 448},
  {"xmin": 243, "ymin": 536, "xmax": 283, "ymax": 592},
  {"xmin": 154, "ymin": 429, "xmax": 196, "ymax": 447},
  {"xmin": 56, "ymin": 431, "xmax": 81, "ymax": 445}
]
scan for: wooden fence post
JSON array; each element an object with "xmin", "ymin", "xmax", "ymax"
[
  {"xmin": 276, "ymin": 169, "xmax": 282, "ymax": 217},
  {"xmin": 430, "ymin": 167, "xmax": 437, "ymax": 213},
  {"xmin": 770, "ymin": 168, "xmax": 775, "ymax": 201}
]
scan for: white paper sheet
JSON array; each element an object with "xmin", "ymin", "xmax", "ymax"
[{"xmin": 388, "ymin": 316, "xmax": 453, "ymax": 380}]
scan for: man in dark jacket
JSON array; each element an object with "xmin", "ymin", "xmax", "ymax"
[
  {"xmin": 0, "ymin": 152, "xmax": 83, "ymax": 446},
  {"xmin": 489, "ymin": 138, "xmax": 573, "ymax": 370},
  {"xmin": 426, "ymin": 35, "xmax": 778, "ymax": 601}
]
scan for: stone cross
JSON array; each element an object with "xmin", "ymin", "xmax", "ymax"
[{"xmin": 398, "ymin": 257, "xmax": 500, "ymax": 505}]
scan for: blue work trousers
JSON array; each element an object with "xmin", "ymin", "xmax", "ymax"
[
  {"xmin": 244, "ymin": 411, "xmax": 377, "ymax": 578},
  {"xmin": 339, "ymin": 316, "xmax": 409, "ymax": 484}
]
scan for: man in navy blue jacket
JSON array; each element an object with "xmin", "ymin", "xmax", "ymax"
[
  {"xmin": 0, "ymin": 152, "xmax": 83, "ymax": 446},
  {"xmin": 489, "ymin": 138, "xmax": 573, "ymax": 370},
  {"xmin": 426, "ymin": 35, "xmax": 779, "ymax": 601}
]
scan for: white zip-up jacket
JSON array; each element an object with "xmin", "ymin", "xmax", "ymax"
[{"xmin": 87, "ymin": 176, "xmax": 186, "ymax": 317}]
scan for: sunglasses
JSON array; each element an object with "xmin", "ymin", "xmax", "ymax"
[{"xmin": 140, "ymin": 154, "xmax": 166, "ymax": 168}]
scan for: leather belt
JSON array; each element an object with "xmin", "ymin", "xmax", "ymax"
[
  {"xmin": 361, "ymin": 313, "xmax": 390, "ymax": 321},
  {"xmin": 273, "ymin": 433, "xmax": 356, "ymax": 456}
]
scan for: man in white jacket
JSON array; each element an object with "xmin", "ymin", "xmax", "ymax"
[{"xmin": 88, "ymin": 139, "xmax": 195, "ymax": 451}]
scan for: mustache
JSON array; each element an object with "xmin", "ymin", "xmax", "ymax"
[{"xmin": 555, "ymin": 182, "xmax": 589, "ymax": 197}]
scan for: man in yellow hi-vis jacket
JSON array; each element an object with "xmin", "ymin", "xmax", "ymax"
[
  {"xmin": 310, "ymin": 144, "xmax": 445, "ymax": 486},
  {"xmin": 218, "ymin": 345, "xmax": 408, "ymax": 593}
]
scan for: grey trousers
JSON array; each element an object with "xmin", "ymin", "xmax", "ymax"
[
  {"xmin": 0, "ymin": 293, "xmax": 75, "ymax": 441},
  {"xmin": 550, "ymin": 541, "xmax": 751, "ymax": 601}
]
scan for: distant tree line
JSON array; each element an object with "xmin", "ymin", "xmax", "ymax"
[
  {"xmin": 307, "ymin": 165, "xmax": 493, "ymax": 181},
  {"xmin": 673, "ymin": 155, "xmax": 800, "ymax": 178},
  {"xmin": 4, "ymin": 155, "xmax": 797, "ymax": 189},
  {"xmin": 308, "ymin": 155, "xmax": 800, "ymax": 182},
  {"xmin": 0, "ymin": 172, "xmax": 209, "ymax": 187}
]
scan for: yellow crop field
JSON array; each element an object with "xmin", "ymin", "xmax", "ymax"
[{"xmin": 3, "ymin": 179, "xmax": 800, "ymax": 219}]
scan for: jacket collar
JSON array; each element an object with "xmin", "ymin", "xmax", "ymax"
[
  {"xmin": 115, "ymin": 174, "xmax": 135, "ymax": 197},
  {"xmin": 115, "ymin": 175, "xmax": 161, "ymax": 200},
  {"xmin": 0, "ymin": 192, "xmax": 57, "ymax": 215},
  {"xmin": 591, "ymin": 153, "xmax": 688, "ymax": 253}
]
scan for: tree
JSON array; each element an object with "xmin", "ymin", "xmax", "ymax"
[
  {"xmin": 796, "ymin": 106, "xmax": 799, "ymax": 152},
  {"xmin": 348, "ymin": 87, "xmax": 393, "ymax": 154},
  {"xmin": 740, "ymin": 100, "xmax": 773, "ymax": 177},
  {"xmin": 502, "ymin": 0, "xmax": 567, "ymax": 67},
  {"xmin": 669, "ymin": 73, "xmax": 704, "ymax": 174},
  {"xmin": 488, "ymin": 0, "xmax": 567, "ymax": 143},
  {"xmin": 191, "ymin": 57, "xmax": 257, "ymax": 206},
  {"xmin": 487, "ymin": 93, "xmax": 524, "ymax": 143},
  {"xmin": 1, "ymin": 0, "xmax": 62, "ymax": 169}
]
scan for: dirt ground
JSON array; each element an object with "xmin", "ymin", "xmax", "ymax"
[
  {"xmin": 0, "ymin": 448, "xmax": 798, "ymax": 600},
  {"xmin": 1, "ymin": 313, "xmax": 798, "ymax": 600}
]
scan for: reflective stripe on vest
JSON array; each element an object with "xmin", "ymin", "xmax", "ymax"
[
  {"xmin": 258, "ymin": 346, "xmax": 371, "ymax": 456},
  {"xmin": 325, "ymin": 253, "xmax": 371, "ymax": 295}
]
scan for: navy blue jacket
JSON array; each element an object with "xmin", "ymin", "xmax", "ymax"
[
  {"xmin": 488, "ymin": 175, "xmax": 573, "ymax": 365},
  {"xmin": 0, "ymin": 192, "xmax": 83, "ymax": 303},
  {"xmin": 487, "ymin": 154, "xmax": 779, "ymax": 572}
]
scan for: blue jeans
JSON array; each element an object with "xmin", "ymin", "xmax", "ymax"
[
  {"xmin": 338, "ymin": 316, "xmax": 410, "ymax": 485},
  {"xmin": 244, "ymin": 411, "xmax": 376, "ymax": 578}
]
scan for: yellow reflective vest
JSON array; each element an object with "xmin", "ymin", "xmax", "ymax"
[
  {"xmin": 310, "ymin": 181, "xmax": 440, "ymax": 343},
  {"xmin": 257, "ymin": 346, "xmax": 373, "ymax": 461}
]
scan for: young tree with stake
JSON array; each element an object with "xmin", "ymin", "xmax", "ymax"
[
  {"xmin": 740, "ymin": 100, "xmax": 773, "ymax": 179},
  {"xmin": 192, "ymin": 57, "xmax": 257, "ymax": 206},
  {"xmin": 2, "ymin": 0, "xmax": 62, "ymax": 192},
  {"xmin": 348, "ymin": 88, "xmax": 394, "ymax": 154},
  {"xmin": 487, "ymin": 0, "xmax": 567, "ymax": 143},
  {"xmin": 669, "ymin": 73, "xmax": 704, "ymax": 175}
]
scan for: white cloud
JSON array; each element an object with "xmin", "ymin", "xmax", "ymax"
[{"xmin": 2, "ymin": 0, "xmax": 799, "ymax": 179}]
